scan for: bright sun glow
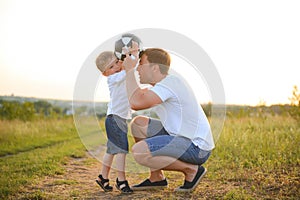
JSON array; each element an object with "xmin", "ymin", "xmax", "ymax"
[{"xmin": 1, "ymin": 0, "xmax": 300, "ymax": 105}]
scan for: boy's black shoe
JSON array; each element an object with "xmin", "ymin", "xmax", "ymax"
[
  {"xmin": 96, "ymin": 174, "xmax": 113, "ymax": 192},
  {"xmin": 116, "ymin": 178, "xmax": 133, "ymax": 194}
]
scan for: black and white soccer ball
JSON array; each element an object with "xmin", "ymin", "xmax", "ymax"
[{"xmin": 114, "ymin": 33, "xmax": 143, "ymax": 61}]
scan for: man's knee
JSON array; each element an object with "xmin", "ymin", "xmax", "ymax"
[
  {"xmin": 130, "ymin": 116, "xmax": 149, "ymax": 138},
  {"xmin": 132, "ymin": 141, "xmax": 151, "ymax": 165},
  {"xmin": 130, "ymin": 116, "xmax": 149, "ymax": 128}
]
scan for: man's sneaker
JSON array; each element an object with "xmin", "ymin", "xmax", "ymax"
[
  {"xmin": 175, "ymin": 166, "xmax": 207, "ymax": 192},
  {"xmin": 131, "ymin": 178, "xmax": 168, "ymax": 191}
]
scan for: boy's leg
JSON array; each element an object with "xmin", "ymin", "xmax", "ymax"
[
  {"xmin": 115, "ymin": 153, "xmax": 126, "ymax": 181},
  {"xmin": 101, "ymin": 153, "xmax": 114, "ymax": 179},
  {"xmin": 96, "ymin": 153, "xmax": 114, "ymax": 192},
  {"xmin": 115, "ymin": 153, "xmax": 133, "ymax": 193}
]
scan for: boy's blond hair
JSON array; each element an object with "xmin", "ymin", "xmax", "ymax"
[{"xmin": 95, "ymin": 51, "xmax": 116, "ymax": 73}]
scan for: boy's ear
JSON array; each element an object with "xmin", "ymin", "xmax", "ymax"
[{"xmin": 102, "ymin": 70, "xmax": 109, "ymax": 76}]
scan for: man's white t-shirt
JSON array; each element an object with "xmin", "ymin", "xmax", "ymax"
[
  {"xmin": 150, "ymin": 74, "xmax": 215, "ymax": 151},
  {"xmin": 107, "ymin": 70, "xmax": 131, "ymax": 119}
]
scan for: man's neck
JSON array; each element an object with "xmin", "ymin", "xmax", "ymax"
[{"xmin": 150, "ymin": 73, "xmax": 168, "ymax": 86}]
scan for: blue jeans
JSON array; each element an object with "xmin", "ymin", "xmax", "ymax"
[
  {"xmin": 145, "ymin": 118, "xmax": 211, "ymax": 165},
  {"xmin": 105, "ymin": 114, "xmax": 128, "ymax": 154}
]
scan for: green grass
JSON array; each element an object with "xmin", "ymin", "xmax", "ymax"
[
  {"xmin": 206, "ymin": 115, "xmax": 300, "ymax": 198},
  {"xmin": 0, "ymin": 115, "xmax": 299, "ymax": 199},
  {"xmin": 0, "ymin": 118, "xmax": 79, "ymax": 156},
  {"xmin": 0, "ymin": 118, "xmax": 86, "ymax": 199},
  {"xmin": 210, "ymin": 116, "xmax": 299, "ymax": 170}
]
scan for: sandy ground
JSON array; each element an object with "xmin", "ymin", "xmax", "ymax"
[{"xmin": 13, "ymin": 153, "xmax": 297, "ymax": 199}]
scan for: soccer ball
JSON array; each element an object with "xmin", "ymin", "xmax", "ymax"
[{"xmin": 114, "ymin": 33, "xmax": 143, "ymax": 61}]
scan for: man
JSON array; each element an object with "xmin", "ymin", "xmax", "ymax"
[{"xmin": 122, "ymin": 43, "xmax": 214, "ymax": 192}]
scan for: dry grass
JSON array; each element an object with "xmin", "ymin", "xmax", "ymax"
[{"xmin": 1, "ymin": 115, "xmax": 299, "ymax": 199}]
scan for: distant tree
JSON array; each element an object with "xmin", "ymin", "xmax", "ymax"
[
  {"xmin": 0, "ymin": 101, "xmax": 19, "ymax": 120},
  {"xmin": 20, "ymin": 102, "xmax": 35, "ymax": 121},
  {"xmin": 202, "ymin": 102, "xmax": 212, "ymax": 118},
  {"xmin": 288, "ymin": 85, "xmax": 300, "ymax": 122},
  {"xmin": 74, "ymin": 106, "xmax": 88, "ymax": 115},
  {"xmin": 52, "ymin": 106, "xmax": 62, "ymax": 115},
  {"xmin": 34, "ymin": 100, "xmax": 52, "ymax": 116},
  {"xmin": 0, "ymin": 101, "xmax": 35, "ymax": 121},
  {"xmin": 289, "ymin": 85, "xmax": 300, "ymax": 106}
]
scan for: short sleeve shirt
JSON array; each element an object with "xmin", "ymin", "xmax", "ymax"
[{"xmin": 150, "ymin": 74, "xmax": 215, "ymax": 150}]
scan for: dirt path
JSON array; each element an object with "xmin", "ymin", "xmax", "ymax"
[
  {"xmin": 15, "ymin": 155, "xmax": 154, "ymax": 199},
  {"xmin": 14, "ymin": 154, "xmax": 249, "ymax": 199}
]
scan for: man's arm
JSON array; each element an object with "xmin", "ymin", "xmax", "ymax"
[
  {"xmin": 122, "ymin": 42, "xmax": 162, "ymax": 110},
  {"xmin": 125, "ymin": 69, "xmax": 162, "ymax": 110}
]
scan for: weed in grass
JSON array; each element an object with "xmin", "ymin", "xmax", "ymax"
[
  {"xmin": 24, "ymin": 190, "xmax": 46, "ymax": 200},
  {"xmin": 224, "ymin": 188, "xmax": 254, "ymax": 200}
]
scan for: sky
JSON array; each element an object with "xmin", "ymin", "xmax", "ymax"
[{"xmin": 0, "ymin": 0, "xmax": 299, "ymax": 106}]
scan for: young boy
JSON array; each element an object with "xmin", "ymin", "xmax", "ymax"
[{"xmin": 95, "ymin": 51, "xmax": 133, "ymax": 193}]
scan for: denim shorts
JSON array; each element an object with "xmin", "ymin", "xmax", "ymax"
[
  {"xmin": 105, "ymin": 114, "xmax": 129, "ymax": 154},
  {"xmin": 145, "ymin": 118, "xmax": 211, "ymax": 165}
]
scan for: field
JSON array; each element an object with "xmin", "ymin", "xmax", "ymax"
[{"xmin": 0, "ymin": 115, "xmax": 299, "ymax": 199}]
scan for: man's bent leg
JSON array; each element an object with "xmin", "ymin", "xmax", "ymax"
[
  {"xmin": 131, "ymin": 141, "xmax": 167, "ymax": 190},
  {"xmin": 132, "ymin": 140, "xmax": 201, "ymax": 184},
  {"xmin": 130, "ymin": 116, "xmax": 149, "ymax": 142}
]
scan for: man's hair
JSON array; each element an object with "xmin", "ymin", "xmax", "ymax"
[
  {"xmin": 95, "ymin": 51, "xmax": 116, "ymax": 73},
  {"xmin": 140, "ymin": 48, "xmax": 171, "ymax": 74}
]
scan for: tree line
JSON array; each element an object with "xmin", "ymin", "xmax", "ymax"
[
  {"xmin": 1, "ymin": 86, "xmax": 299, "ymax": 122},
  {"xmin": 0, "ymin": 100, "xmax": 71, "ymax": 121}
]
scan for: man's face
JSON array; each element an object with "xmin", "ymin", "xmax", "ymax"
[{"xmin": 137, "ymin": 54, "xmax": 154, "ymax": 84}]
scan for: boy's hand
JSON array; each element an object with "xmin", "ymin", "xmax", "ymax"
[
  {"xmin": 129, "ymin": 41, "xmax": 139, "ymax": 58},
  {"xmin": 123, "ymin": 41, "xmax": 139, "ymax": 72},
  {"xmin": 122, "ymin": 41, "xmax": 139, "ymax": 58}
]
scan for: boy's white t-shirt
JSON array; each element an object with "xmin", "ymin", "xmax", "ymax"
[
  {"xmin": 150, "ymin": 74, "xmax": 215, "ymax": 151},
  {"xmin": 107, "ymin": 70, "xmax": 131, "ymax": 119}
]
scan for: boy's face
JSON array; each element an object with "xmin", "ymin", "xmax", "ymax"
[{"xmin": 103, "ymin": 58, "xmax": 123, "ymax": 76}]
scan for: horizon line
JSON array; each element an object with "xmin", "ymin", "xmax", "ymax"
[{"xmin": 0, "ymin": 94, "xmax": 293, "ymax": 107}]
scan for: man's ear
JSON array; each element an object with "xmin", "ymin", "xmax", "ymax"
[{"xmin": 152, "ymin": 64, "xmax": 160, "ymax": 73}]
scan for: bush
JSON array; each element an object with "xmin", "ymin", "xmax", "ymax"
[
  {"xmin": 0, "ymin": 101, "xmax": 35, "ymax": 121},
  {"xmin": 289, "ymin": 85, "xmax": 300, "ymax": 122}
]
